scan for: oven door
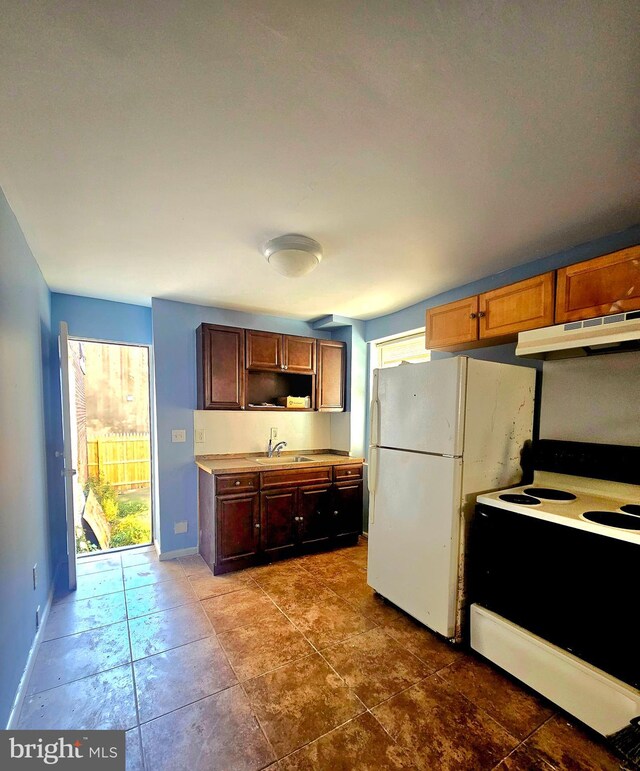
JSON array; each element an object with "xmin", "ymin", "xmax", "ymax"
[{"xmin": 470, "ymin": 504, "xmax": 639, "ymax": 689}]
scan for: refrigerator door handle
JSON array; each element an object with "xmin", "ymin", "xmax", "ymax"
[
  {"xmin": 370, "ymin": 398, "xmax": 380, "ymax": 447},
  {"xmin": 368, "ymin": 447, "xmax": 378, "ymax": 524}
]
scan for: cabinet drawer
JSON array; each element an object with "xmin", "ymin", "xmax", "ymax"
[
  {"xmin": 215, "ymin": 473, "xmax": 259, "ymax": 494},
  {"xmin": 333, "ymin": 464, "xmax": 363, "ymax": 481},
  {"xmin": 261, "ymin": 466, "xmax": 332, "ymax": 489}
]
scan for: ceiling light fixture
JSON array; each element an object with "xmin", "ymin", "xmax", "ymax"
[{"xmin": 262, "ymin": 234, "xmax": 323, "ymax": 278}]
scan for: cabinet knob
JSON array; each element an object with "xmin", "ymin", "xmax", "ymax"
[
  {"xmin": 478, "ymin": 311, "xmax": 486, "ymax": 318},
  {"xmin": 234, "ymin": 480, "xmax": 241, "ymax": 486},
  {"xmin": 469, "ymin": 312, "xmax": 477, "ymax": 319},
  {"xmin": 333, "ymin": 510, "xmax": 339, "ymax": 516},
  {"xmin": 346, "ymin": 470, "xmax": 352, "ymax": 475},
  {"xmin": 255, "ymin": 523, "xmax": 260, "ymax": 528}
]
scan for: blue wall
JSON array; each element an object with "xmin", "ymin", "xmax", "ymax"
[
  {"xmin": 152, "ymin": 298, "xmax": 331, "ymax": 555},
  {"xmin": 0, "ymin": 189, "xmax": 53, "ymax": 726},
  {"xmin": 48, "ymin": 294, "xmax": 153, "ymax": 564},
  {"xmin": 50, "ymin": 294, "xmax": 152, "ymax": 346}
]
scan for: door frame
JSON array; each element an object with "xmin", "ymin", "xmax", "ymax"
[{"xmin": 66, "ymin": 334, "xmax": 156, "ymax": 557}]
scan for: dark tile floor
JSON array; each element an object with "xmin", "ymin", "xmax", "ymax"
[{"xmin": 19, "ymin": 540, "xmax": 626, "ymax": 770}]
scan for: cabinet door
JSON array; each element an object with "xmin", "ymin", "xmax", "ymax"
[
  {"xmin": 216, "ymin": 493, "xmax": 259, "ymax": 568},
  {"xmin": 246, "ymin": 330, "xmax": 282, "ymax": 371},
  {"xmin": 316, "ymin": 340, "xmax": 345, "ymax": 412},
  {"xmin": 197, "ymin": 324, "xmax": 245, "ymax": 409},
  {"xmin": 297, "ymin": 485, "xmax": 332, "ymax": 549},
  {"xmin": 332, "ymin": 480, "xmax": 363, "ymax": 545},
  {"xmin": 260, "ymin": 488, "xmax": 298, "ymax": 559},
  {"xmin": 479, "ymin": 272, "xmax": 555, "ymax": 339},
  {"xmin": 555, "ymin": 246, "xmax": 640, "ymax": 323},
  {"xmin": 284, "ymin": 335, "xmax": 316, "ymax": 374},
  {"xmin": 426, "ymin": 297, "xmax": 478, "ymax": 349}
]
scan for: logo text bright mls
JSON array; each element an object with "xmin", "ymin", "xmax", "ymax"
[{"xmin": 9, "ymin": 736, "xmax": 118, "ymax": 765}]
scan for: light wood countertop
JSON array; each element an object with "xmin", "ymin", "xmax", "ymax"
[{"xmin": 195, "ymin": 451, "xmax": 365, "ymax": 475}]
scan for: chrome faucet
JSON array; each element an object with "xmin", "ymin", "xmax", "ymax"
[{"xmin": 268, "ymin": 440, "xmax": 287, "ymax": 458}]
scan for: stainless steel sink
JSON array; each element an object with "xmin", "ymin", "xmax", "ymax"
[{"xmin": 250, "ymin": 456, "xmax": 313, "ymax": 465}]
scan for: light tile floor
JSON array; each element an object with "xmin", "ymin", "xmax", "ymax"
[{"xmin": 18, "ymin": 541, "xmax": 626, "ymax": 770}]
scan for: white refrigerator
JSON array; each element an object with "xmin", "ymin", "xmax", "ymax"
[{"xmin": 367, "ymin": 356, "xmax": 535, "ymax": 640}]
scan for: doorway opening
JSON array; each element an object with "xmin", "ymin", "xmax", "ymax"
[{"xmin": 67, "ymin": 339, "xmax": 153, "ymax": 556}]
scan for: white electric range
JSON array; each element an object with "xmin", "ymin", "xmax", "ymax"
[
  {"xmin": 477, "ymin": 470, "xmax": 640, "ymax": 546},
  {"xmin": 470, "ymin": 440, "xmax": 640, "ymax": 739}
]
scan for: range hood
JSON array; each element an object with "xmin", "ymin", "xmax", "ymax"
[{"xmin": 516, "ymin": 310, "xmax": 640, "ymax": 359}]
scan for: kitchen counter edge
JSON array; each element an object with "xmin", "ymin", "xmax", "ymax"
[{"xmin": 196, "ymin": 452, "xmax": 365, "ymax": 475}]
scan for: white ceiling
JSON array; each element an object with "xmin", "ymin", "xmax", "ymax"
[{"xmin": 1, "ymin": 1, "xmax": 639, "ymax": 320}]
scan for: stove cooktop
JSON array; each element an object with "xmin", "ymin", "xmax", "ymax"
[{"xmin": 477, "ymin": 471, "xmax": 640, "ymax": 545}]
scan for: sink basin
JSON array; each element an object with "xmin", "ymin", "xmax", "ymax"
[{"xmin": 251, "ymin": 456, "xmax": 313, "ymax": 465}]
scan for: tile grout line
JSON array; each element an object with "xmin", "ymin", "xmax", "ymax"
[
  {"xmin": 223, "ymin": 571, "xmax": 374, "ymax": 763},
  {"xmin": 438, "ymin": 661, "xmax": 557, "ymax": 752},
  {"xmin": 120, "ymin": 555, "xmax": 149, "ymax": 771}
]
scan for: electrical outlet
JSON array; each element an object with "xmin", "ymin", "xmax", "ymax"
[
  {"xmin": 32, "ymin": 564, "xmax": 37, "ymax": 590},
  {"xmin": 171, "ymin": 429, "xmax": 186, "ymax": 443},
  {"xmin": 35, "ymin": 605, "xmax": 40, "ymax": 630},
  {"xmin": 270, "ymin": 427, "xmax": 278, "ymax": 440},
  {"xmin": 195, "ymin": 429, "xmax": 205, "ymax": 443},
  {"xmin": 174, "ymin": 520, "xmax": 188, "ymax": 534}
]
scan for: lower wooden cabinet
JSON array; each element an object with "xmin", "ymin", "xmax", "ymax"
[
  {"xmin": 333, "ymin": 480, "xmax": 364, "ymax": 544},
  {"xmin": 260, "ymin": 488, "xmax": 298, "ymax": 560},
  {"xmin": 216, "ymin": 493, "xmax": 260, "ymax": 569},
  {"xmin": 199, "ymin": 464, "xmax": 363, "ymax": 574},
  {"xmin": 297, "ymin": 484, "xmax": 333, "ymax": 549}
]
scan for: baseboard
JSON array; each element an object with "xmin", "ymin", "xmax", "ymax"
[
  {"xmin": 158, "ymin": 545, "xmax": 198, "ymax": 561},
  {"xmin": 6, "ymin": 563, "xmax": 58, "ymax": 729}
]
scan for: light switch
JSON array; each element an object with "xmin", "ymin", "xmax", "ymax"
[
  {"xmin": 172, "ymin": 429, "xmax": 186, "ymax": 443},
  {"xmin": 174, "ymin": 520, "xmax": 188, "ymax": 534}
]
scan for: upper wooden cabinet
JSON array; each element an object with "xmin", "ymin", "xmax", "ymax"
[
  {"xmin": 555, "ymin": 246, "xmax": 640, "ymax": 323},
  {"xmin": 316, "ymin": 340, "xmax": 346, "ymax": 412},
  {"xmin": 283, "ymin": 336, "xmax": 316, "ymax": 374},
  {"xmin": 479, "ymin": 272, "xmax": 555, "ymax": 339},
  {"xmin": 426, "ymin": 245, "xmax": 640, "ymax": 351},
  {"xmin": 246, "ymin": 331, "xmax": 316, "ymax": 374},
  {"xmin": 196, "ymin": 324, "xmax": 245, "ymax": 410},
  {"xmin": 246, "ymin": 330, "xmax": 281, "ymax": 371},
  {"xmin": 426, "ymin": 296, "xmax": 479, "ymax": 349},
  {"xmin": 426, "ymin": 274, "xmax": 554, "ymax": 350},
  {"xmin": 198, "ymin": 324, "xmax": 344, "ymax": 411}
]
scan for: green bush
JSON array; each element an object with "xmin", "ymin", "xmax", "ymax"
[
  {"xmin": 117, "ymin": 500, "xmax": 147, "ymax": 517},
  {"xmin": 109, "ymin": 514, "xmax": 152, "ymax": 548}
]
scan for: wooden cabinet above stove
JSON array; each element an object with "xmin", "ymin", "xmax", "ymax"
[{"xmin": 425, "ymin": 245, "xmax": 638, "ymax": 352}]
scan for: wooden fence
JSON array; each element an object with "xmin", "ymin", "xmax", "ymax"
[{"xmin": 87, "ymin": 433, "xmax": 151, "ymax": 490}]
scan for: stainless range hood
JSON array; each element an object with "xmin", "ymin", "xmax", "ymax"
[{"xmin": 516, "ymin": 311, "xmax": 640, "ymax": 359}]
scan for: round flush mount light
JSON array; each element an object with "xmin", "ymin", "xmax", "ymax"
[{"xmin": 262, "ymin": 234, "xmax": 323, "ymax": 278}]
